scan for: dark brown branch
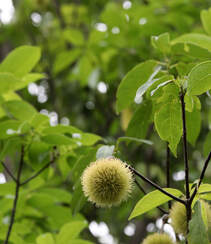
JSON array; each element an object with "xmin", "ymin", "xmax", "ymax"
[
  {"xmin": 180, "ymin": 91, "xmax": 190, "ymax": 201},
  {"xmin": 180, "ymin": 90, "xmax": 191, "ymax": 241},
  {"xmin": 4, "ymin": 146, "xmax": 24, "ymax": 244},
  {"xmin": 129, "ymin": 166, "xmax": 185, "ymax": 205},
  {"xmin": 1, "ymin": 161, "xmax": 17, "ymax": 183},
  {"xmin": 166, "ymin": 144, "xmax": 171, "ymax": 209},
  {"xmin": 135, "ymin": 179, "xmax": 168, "ymax": 214},
  {"xmin": 190, "ymin": 151, "xmax": 211, "ymax": 204},
  {"xmin": 20, "ymin": 155, "xmax": 56, "ymax": 186}
]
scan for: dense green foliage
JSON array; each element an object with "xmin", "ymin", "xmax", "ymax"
[{"xmin": 1, "ymin": 0, "xmax": 211, "ymax": 243}]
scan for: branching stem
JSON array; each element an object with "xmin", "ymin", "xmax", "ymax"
[
  {"xmin": 4, "ymin": 146, "xmax": 24, "ymax": 244},
  {"xmin": 1, "ymin": 161, "xmax": 17, "ymax": 183},
  {"xmin": 129, "ymin": 166, "xmax": 185, "ymax": 205},
  {"xmin": 20, "ymin": 155, "xmax": 56, "ymax": 186},
  {"xmin": 190, "ymin": 151, "xmax": 211, "ymax": 204},
  {"xmin": 135, "ymin": 179, "xmax": 168, "ymax": 214}
]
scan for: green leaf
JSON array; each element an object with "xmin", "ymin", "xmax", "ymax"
[
  {"xmin": 172, "ymin": 33, "xmax": 211, "ymax": 52},
  {"xmin": 63, "ymin": 28, "xmax": 84, "ymax": 46},
  {"xmin": 203, "ymin": 131, "xmax": 211, "ymax": 157},
  {"xmin": 187, "ymin": 61, "xmax": 211, "ymax": 95},
  {"xmin": 36, "ymin": 233, "xmax": 55, "ymax": 244},
  {"xmin": 126, "ymin": 101, "xmax": 152, "ymax": 139},
  {"xmin": 186, "ymin": 107, "xmax": 201, "ymax": 146},
  {"xmin": 21, "ymin": 73, "xmax": 45, "ymax": 88},
  {"xmin": 0, "ymin": 182, "xmax": 15, "ymax": 196},
  {"xmin": 116, "ymin": 60, "xmax": 158, "ymax": 112},
  {"xmin": 151, "ymin": 33, "xmax": 171, "ymax": 54},
  {"xmin": 188, "ymin": 201, "xmax": 209, "ymax": 244},
  {"xmin": 0, "ymin": 73, "xmax": 21, "ymax": 94},
  {"xmin": 39, "ymin": 188, "xmax": 71, "ymax": 203},
  {"xmin": 0, "ymin": 120, "xmax": 22, "ymax": 139},
  {"xmin": 66, "ymin": 240, "xmax": 93, "ymax": 244},
  {"xmin": 116, "ymin": 137, "xmax": 153, "ymax": 149},
  {"xmin": 0, "ymin": 46, "xmax": 41, "ymax": 78},
  {"xmin": 71, "ymin": 180, "xmax": 86, "ymax": 215},
  {"xmin": 57, "ymin": 221, "xmax": 87, "ymax": 244},
  {"xmin": 129, "ymin": 188, "xmax": 183, "ymax": 220},
  {"xmin": 3, "ymin": 100, "xmax": 37, "ymax": 121},
  {"xmin": 42, "ymin": 125, "xmax": 81, "ymax": 135},
  {"xmin": 79, "ymin": 133, "xmax": 101, "ymax": 146},
  {"xmin": 53, "ymin": 49, "xmax": 81, "ymax": 75},
  {"xmin": 72, "ymin": 148, "xmax": 97, "ymax": 182},
  {"xmin": 154, "ymin": 96, "xmax": 182, "ymax": 156},
  {"xmin": 42, "ymin": 134, "xmax": 78, "ymax": 146},
  {"xmin": 201, "ymin": 8, "xmax": 211, "ymax": 36},
  {"xmin": 28, "ymin": 141, "xmax": 51, "ymax": 170}
]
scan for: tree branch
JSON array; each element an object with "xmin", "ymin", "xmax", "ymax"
[
  {"xmin": 135, "ymin": 179, "xmax": 168, "ymax": 214},
  {"xmin": 20, "ymin": 154, "xmax": 56, "ymax": 186},
  {"xmin": 4, "ymin": 146, "xmax": 24, "ymax": 244},
  {"xmin": 190, "ymin": 151, "xmax": 211, "ymax": 204},
  {"xmin": 1, "ymin": 161, "xmax": 17, "ymax": 183},
  {"xmin": 180, "ymin": 90, "xmax": 191, "ymax": 241},
  {"xmin": 166, "ymin": 144, "xmax": 171, "ymax": 209},
  {"xmin": 129, "ymin": 166, "xmax": 185, "ymax": 205},
  {"xmin": 180, "ymin": 90, "xmax": 190, "ymax": 201}
]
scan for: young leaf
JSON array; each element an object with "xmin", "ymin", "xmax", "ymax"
[
  {"xmin": 116, "ymin": 60, "xmax": 158, "ymax": 112},
  {"xmin": 65, "ymin": 240, "xmax": 93, "ymax": 244},
  {"xmin": 126, "ymin": 100, "xmax": 152, "ymax": 139},
  {"xmin": 151, "ymin": 33, "xmax": 171, "ymax": 54},
  {"xmin": 63, "ymin": 28, "xmax": 85, "ymax": 46},
  {"xmin": 0, "ymin": 46, "xmax": 41, "ymax": 78},
  {"xmin": 116, "ymin": 137, "xmax": 153, "ymax": 147},
  {"xmin": 41, "ymin": 134, "xmax": 78, "ymax": 146},
  {"xmin": 2, "ymin": 100, "xmax": 37, "ymax": 121},
  {"xmin": 154, "ymin": 97, "xmax": 182, "ymax": 156},
  {"xmin": 201, "ymin": 8, "xmax": 211, "ymax": 36},
  {"xmin": 53, "ymin": 49, "xmax": 81, "ymax": 75},
  {"xmin": 56, "ymin": 221, "xmax": 87, "ymax": 244},
  {"xmin": 172, "ymin": 33, "xmax": 211, "ymax": 53},
  {"xmin": 188, "ymin": 201, "xmax": 209, "ymax": 244},
  {"xmin": 36, "ymin": 233, "xmax": 55, "ymax": 244},
  {"xmin": 129, "ymin": 188, "xmax": 183, "ymax": 220},
  {"xmin": 0, "ymin": 72, "xmax": 23, "ymax": 94},
  {"xmin": 187, "ymin": 61, "xmax": 211, "ymax": 95}
]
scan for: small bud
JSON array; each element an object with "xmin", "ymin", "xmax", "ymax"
[
  {"xmin": 142, "ymin": 233, "xmax": 174, "ymax": 244},
  {"xmin": 81, "ymin": 157, "xmax": 133, "ymax": 207}
]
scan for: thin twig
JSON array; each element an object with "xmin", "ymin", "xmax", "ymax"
[
  {"xmin": 129, "ymin": 166, "xmax": 185, "ymax": 205},
  {"xmin": 166, "ymin": 144, "xmax": 171, "ymax": 209},
  {"xmin": 4, "ymin": 146, "xmax": 24, "ymax": 244},
  {"xmin": 20, "ymin": 156, "xmax": 56, "ymax": 186},
  {"xmin": 135, "ymin": 179, "xmax": 168, "ymax": 214},
  {"xmin": 190, "ymin": 151, "xmax": 211, "ymax": 204},
  {"xmin": 1, "ymin": 161, "xmax": 17, "ymax": 183}
]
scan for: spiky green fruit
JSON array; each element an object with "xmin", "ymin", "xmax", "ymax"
[
  {"xmin": 81, "ymin": 157, "xmax": 133, "ymax": 207},
  {"xmin": 169, "ymin": 201, "xmax": 187, "ymax": 236},
  {"xmin": 170, "ymin": 200, "xmax": 211, "ymax": 236},
  {"xmin": 142, "ymin": 233, "xmax": 174, "ymax": 244}
]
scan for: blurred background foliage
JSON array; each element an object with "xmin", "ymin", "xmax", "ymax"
[{"xmin": 0, "ymin": 0, "xmax": 211, "ymax": 243}]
